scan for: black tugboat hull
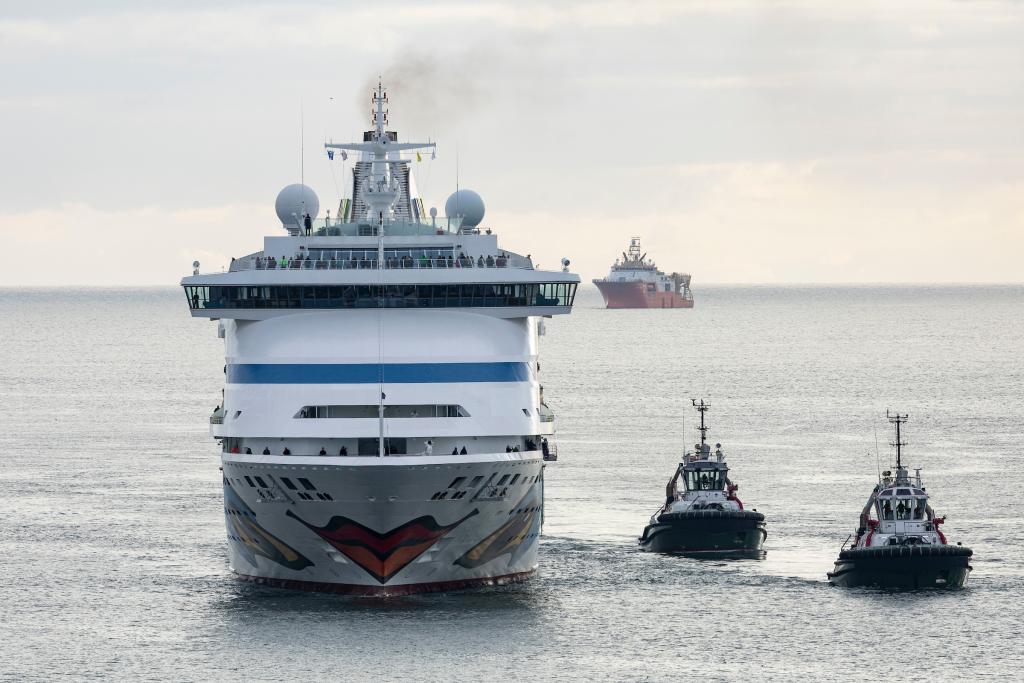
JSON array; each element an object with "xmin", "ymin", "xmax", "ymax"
[
  {"xmin": 640, "ymin": 510, "xmax": 766, "ymax": 556},
  {"xmin": 828, "ymin": 545, "xmax": 973, "ymax": 589}
]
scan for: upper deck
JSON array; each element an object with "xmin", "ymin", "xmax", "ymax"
[{"xmin": 181, "ymin": 82, "xmax": 578, "ymax": 319}]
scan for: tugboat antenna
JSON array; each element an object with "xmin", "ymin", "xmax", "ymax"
[
  {"xmin": 887, "ymin": 409, "xmax": 908, "ymax": 469},
  {"xmin": 692, "ymin": 399, "xmax": 710, "ymax": 448}
]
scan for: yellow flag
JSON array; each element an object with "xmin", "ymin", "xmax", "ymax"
[{"xmin": 416, "ymin": 152, "xmax": 422, "ymax": 162}]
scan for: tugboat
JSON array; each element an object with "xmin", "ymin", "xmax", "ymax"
[
  {"xmin": 828, "ymin": 411, "xmax": 973, "ymax": 589},
  {"xmin": 639, "ymin": 400, "xmax": 766, "ymax": 556}
]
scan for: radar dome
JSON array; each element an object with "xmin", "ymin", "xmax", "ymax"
[
  {"xmin": 445, "ymin": 189, "xmax": 485, "ymax": 228},
  {"xmin": 275, "ymin": 184, "xmax": 320, "ymax": 227}
]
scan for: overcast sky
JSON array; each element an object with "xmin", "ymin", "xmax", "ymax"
[{"xmin": 1, "ymin": 0, "xmax": 1022, "ymax": 285}]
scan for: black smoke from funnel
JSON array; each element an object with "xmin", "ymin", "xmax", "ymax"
[{"xmin": 358, "ymin": 50, "xmax": 497, "ymax": 134}]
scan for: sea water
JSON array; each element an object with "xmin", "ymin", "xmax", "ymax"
[{"xmin": 0, "ymin": 285, "xmax": 1021, "ymax": 681}]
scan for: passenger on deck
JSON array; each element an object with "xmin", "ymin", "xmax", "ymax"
[
  {"xmin": 245, "ymin": 447, "xmax": 252, "ymax": 454},
  {"xmin": 506, "ymin": 446, "xmax": 512, "ymax": 453},
  {"xmin": 304, "ymin": 213, "xmax": 312, "ymax": 235},
  {"xmin": 319, "ymin": 447, "xmax": 327, "ymax": 456},
  {"xmin": 262, "ymin": 447, "xmax": 270, "ymax": 455},
  {"xmin": 700, "ymin": 473, "xmax": 709, "ymax": 490},
  {"xmin": 526, "ymin": 439, "xmax": 537, "ymax": 451},
  {"xmin": 460, "ymin": 446, "xmax": 468, "ymax": 455},
  {"xmin": 485, "ymin": 255, "xmax": 494, "ymax": 267},
  {"xmin": 477, "ymin": 256, "xmax": 485, "ymax": 267},
  {"xmin": 282, "ymin": 447, "xmax": 291, "ymax": 455},
  {"xmin": 452, "ymin": 448, "xmax": 459, "ymax": 455},
  {"xmin": 230, "ymin": 444, "xmax": 239, "ymax": 453},
  {"xmin": 339, "ymin": 446, "xmax": 348, "ymax": 456},
  {"xmin": 425, "ymin": 440, "xmax": 433, "ymax": 456}
]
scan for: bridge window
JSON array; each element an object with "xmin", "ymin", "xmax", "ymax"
[
  {"xmin": 685, "ymin": 469, "xmax": 724, "ymax": 491},
  {"xmin": 184, "ymin": 282, "xmax": 577, "ymax": 310}
]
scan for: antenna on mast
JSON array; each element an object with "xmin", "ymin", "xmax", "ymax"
[
  {"xmin": 887, "ymin": 409, "xmax": 908, "ymax": 469},
  {"xmin": 873, "ymin": 424, "xmax": 882, "ymax": 483},
  {"xmin": 691, "ymin": 399, "xmax": 710, "ymax": 450},
  {"xmin": 300, "ymin": 98, "xmax": 305, "ymax": 215}
]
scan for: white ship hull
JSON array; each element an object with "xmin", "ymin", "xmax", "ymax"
[{"xmin": 222, "ymin": 452, "xmax": 544, "ymax": 594}]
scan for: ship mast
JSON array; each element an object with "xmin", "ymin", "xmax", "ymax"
[
  {"xmin": 887, "ymin": 409, "xmax": 908, "ymax": 469},
  {"xmin": 692, "ymin": 399, "xmax": 710, "ymax": 451},
  {"xmin": 324, "ymin": 80, "xmax": 435, "ymax": 229}
]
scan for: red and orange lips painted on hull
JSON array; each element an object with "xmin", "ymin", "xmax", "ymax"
[
  {"xmin": 592, "ymin": 280, "xmax": 694, "ymax": 309},
  {"xmin": 287, "ymin": 509, "xmax": 478, "ymax": 584}
]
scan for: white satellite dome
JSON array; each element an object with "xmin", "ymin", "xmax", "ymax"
[
  {"xmin": 274, "ymin": 183, "xmax": 320, "ymax": 227},
  {"xmin": 445, "ymin": 189, "xmax": 485, "ymax": 228}
]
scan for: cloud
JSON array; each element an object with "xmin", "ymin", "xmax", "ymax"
[
  {"xmin": 0, "ymin": 203, "xmax": 269, "ymax": 286},
  {"xmin": 490, "ymin": 158, "xmax": 1024, "ymax": 284}
]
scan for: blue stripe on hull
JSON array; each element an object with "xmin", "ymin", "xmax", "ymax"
[{"xmin": 227, "ymin": 362, "xmax": 531, "ymax": 384}]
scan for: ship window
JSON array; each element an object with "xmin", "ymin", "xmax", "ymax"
[
  {"xmin": 448, "ymin": 477, "xmax": 466, "ymax": 489},
  {"xmin": 509, "ymin": 474, "xmax": 520, "ymax": 485},
  {"xmin": 685, "ymin": 469, "xmax": 723, "ymax": 491},
  {"xmin": 243, "ymin": 476, "xmax": 255, "ymax": 487},
  {"xmin": 469, "ymin": 476, "xmax": 484, "ymax": 487},
  {"xmin": 522, "ymin": 408, "xmax": 530, "ymax": 416},
  {"xmin": 497, "ymin": 474, "xmax": 510, "ymax": 485},
  {"xmin": 187, "ymin": 283, "xmax": 577, "ymax": 310},
  {"xmin": 254, "ymin": 476, "xmax": 268, "ymax": 488},
  {"xmin": 298, "ymin": 478, "xmax": 316, "ymax": 491},
  {"xmin": 297, "ymin": 404, "xmax": 470, "ymax": 418},
  {"xmin": 881, "ymin": 499, "xmax": 894, "ymax": 520},
  {"xmin": 897, "ymin": 488, "xmax": 912, "ymax": 495},
  {"xmin": 914, "ymin": 498, "xmax": 927, "ymax": 519},
  {"xmin": 280, "ymin": 477, "xmax": 297, "ymax": 490}
]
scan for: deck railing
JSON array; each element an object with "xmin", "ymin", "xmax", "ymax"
[{"xmin": 240, "ymin": 255, "xmax": 521, "ymax": 272}]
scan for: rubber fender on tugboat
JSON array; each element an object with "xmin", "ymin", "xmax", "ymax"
[
  {"xmin": 658, "ymin": 509, "xmax": 765, "ymax": 523},
  {"xmin": 837, "ymin": 545, "xmax": 973, "ymax": 561}
]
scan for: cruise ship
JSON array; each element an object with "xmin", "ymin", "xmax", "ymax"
[
  {"xmin": 593, "ymin": 238, "xmax": 693, "ymax": 309},
  {"xmin": 181, "ymin": 83, "xmax": 579, "ymax": 595}
]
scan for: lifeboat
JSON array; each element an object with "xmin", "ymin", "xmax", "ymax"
[
  {"xmin": 827, "ymin": 411, "xmax": 973, "ymax": 589},
  {"xmin": 639, "ymin": 400, "xmax": 766, "ymax": 556}
]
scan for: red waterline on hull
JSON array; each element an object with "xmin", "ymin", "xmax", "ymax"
[{"xmin": 233, "ymin": 568, "xmax": 537, "ymax": 596}]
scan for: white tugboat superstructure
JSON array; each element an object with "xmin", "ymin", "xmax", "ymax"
[{"xmin": 182, "ymin": 83, "xmax": 578, "ymax": 594}]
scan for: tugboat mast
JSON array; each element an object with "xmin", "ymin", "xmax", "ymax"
[
  {"xmin": 887, "ymin": 409, "xmax": 908, "ymax": 469},
  {"xmin": 692, "ymin": 399, "xmax": 710, "ymax": 450}
]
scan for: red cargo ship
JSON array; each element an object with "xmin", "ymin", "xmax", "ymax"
[{"xmin": 593, "ymin": 238, "xmax": 693, "ymax": 309}]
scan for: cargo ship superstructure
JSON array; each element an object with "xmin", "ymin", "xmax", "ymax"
[
  {"xmin": 593, "ymin": 238, "xmax": 692, "ymax": 309},
  {"xmin": 181, "ymin": 83, "xmax": 578, "ymax": 594}
]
